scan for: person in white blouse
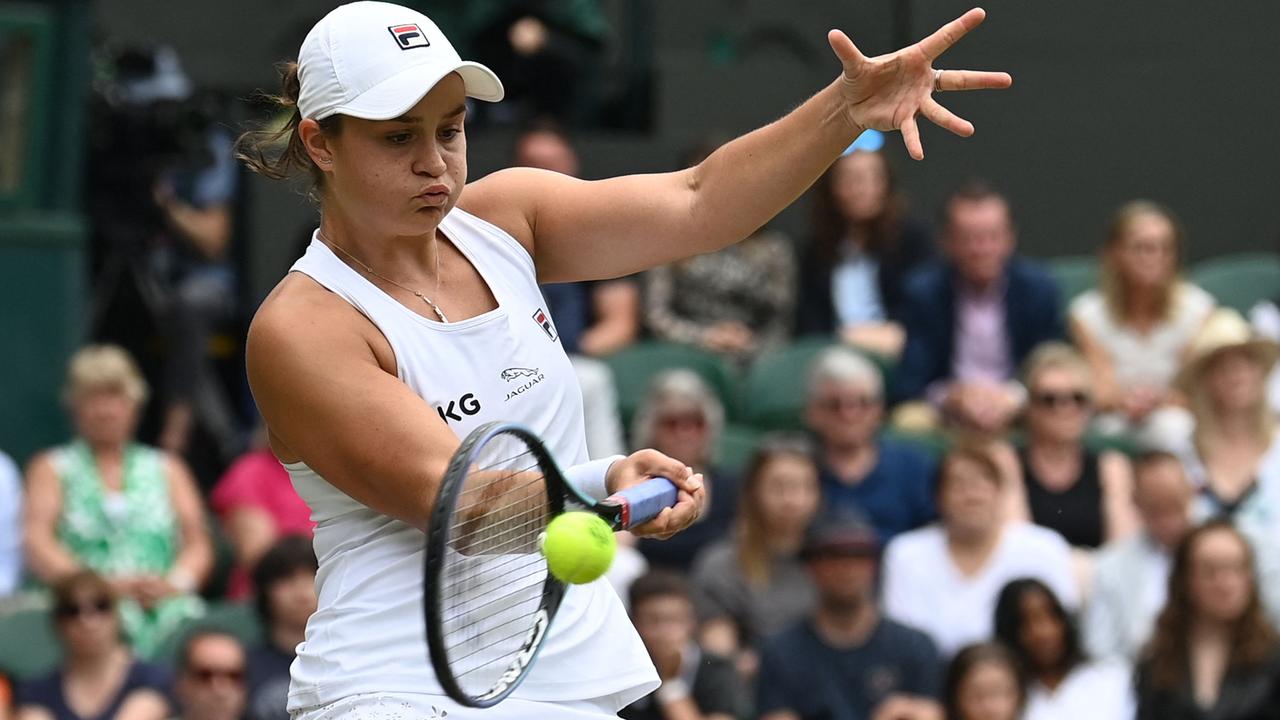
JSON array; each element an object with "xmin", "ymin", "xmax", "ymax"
[
  {"xmin": 1070, "ymin": 200, "xmax": 1214, "ymax": 452},
  {"xmin": 993, "ymin": 578, "xmax": 1133, "ymax": 720},
  {"xmin": 882, "ymin": 444, "xmax": 1077, "ymax": 658}
]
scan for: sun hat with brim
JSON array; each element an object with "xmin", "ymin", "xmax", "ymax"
[
  {"xmin": 1176, "ymin": 308, "xmax": 1280, "ymax": 393},
  {"xmin": 297, "ymin": 1, "xmax": 503, "ymax": 122}
]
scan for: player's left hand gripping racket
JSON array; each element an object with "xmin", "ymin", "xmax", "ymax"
[{"xmin": 424, "ymin": 421, "xmax": 679, "ymax": 708}]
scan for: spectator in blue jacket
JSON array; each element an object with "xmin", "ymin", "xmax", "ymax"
[
  {"xmin": 805, "ymin": 347, "xmax": 938, "ymax": 544},
  {"xmin": 893, "ymin": 181, "xmax": 1063, "ymax": 435}
]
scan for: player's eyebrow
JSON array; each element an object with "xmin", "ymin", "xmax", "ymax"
[{"xmin": 388, "ymin": 105, "xmax": 466, "ymax": 124}]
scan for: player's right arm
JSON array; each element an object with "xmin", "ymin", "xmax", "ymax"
[{"xmin": 246, "ymin": 277, "xmax": 459, "ymax": 529}]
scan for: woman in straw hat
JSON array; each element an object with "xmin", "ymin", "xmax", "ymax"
[
  {"xmin": 1177, "ymin": 308, "xmax": 1280, "ymax": 627},
  {"xmin": 237, "ymin": 1, "xmax": 1010, "ymax": 716}
]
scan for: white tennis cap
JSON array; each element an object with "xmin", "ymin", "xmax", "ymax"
[{"xmin": 297, "ymin": 1, "xmax": 504, "ymax": 121}]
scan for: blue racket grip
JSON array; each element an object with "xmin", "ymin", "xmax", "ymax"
[{"xmin": 604, "ymin": 477, "xmax": 680, "ymax": 530}]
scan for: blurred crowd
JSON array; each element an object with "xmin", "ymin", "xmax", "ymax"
[{"xmin": 6, "ymin": 44, "xmax": 1280, "ymax": 720}]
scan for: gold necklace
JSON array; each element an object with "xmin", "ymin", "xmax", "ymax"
[{"xmin": 319, "ymin": 231, "xmax": 449, "ymax": 323}]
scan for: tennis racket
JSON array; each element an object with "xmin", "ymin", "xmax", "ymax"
[{"xmin": 423, "ymin": 421, "xmax": 679, "ymax": 708}]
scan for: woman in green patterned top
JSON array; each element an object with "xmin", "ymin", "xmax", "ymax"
[{"xmin": 24, "ymin": 345, "xmax": 212, "ymax": 658}]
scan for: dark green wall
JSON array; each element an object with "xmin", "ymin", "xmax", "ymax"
[
  {"xmin": 0, "ymin": 1, "xmax": 90, "ymax": 464},
  {"xmin": 84, "ymin": 0, "xmax": 1280, "ymax": 312}
]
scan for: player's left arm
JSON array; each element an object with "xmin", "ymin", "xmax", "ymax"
[{"xmin": 465, "ymin": 9, "xmax": 1008, "ymax": 283}]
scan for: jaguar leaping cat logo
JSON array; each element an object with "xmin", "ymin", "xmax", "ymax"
[{"xmin": 501, "ymin": 367, "xmax": 540, "ymax": 381}]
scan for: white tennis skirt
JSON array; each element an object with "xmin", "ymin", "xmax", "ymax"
[{"xmin": 290, "ymin": 692, "xmax": 622, "ymax": 719}]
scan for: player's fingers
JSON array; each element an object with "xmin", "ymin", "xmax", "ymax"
[
  {"xmin": 922, "ymin": 98, "xmax": 974, "ymax": 137},
  {"xmin": 935, "ymin": 69, "xmax": 1012, "ymax": 91},
  {"xmin": 901, "ymin": 115, "xmax": 924, "ymax": 160},
  {"xmin": 918, "ymin": 7, "xmax": 986, "ymax": 61},
  {"xmin": 827, "ymin": 29, "xmax": 867, "ymax": 70}
]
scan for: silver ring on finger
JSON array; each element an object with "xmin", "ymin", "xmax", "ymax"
[{"xmin": 933, "ymin": 68, "xmax": 943, "ymax": 92}]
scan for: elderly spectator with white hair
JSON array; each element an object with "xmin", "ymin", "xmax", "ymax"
[
  {"xmin": 805, "ymin": 346, "xmax": 937, "ymax": 543},
  {"xmin": 632, "ymin": 369, "xmax": 739, "ymax": 572},
  {"xmin": 23, "ymin": 345, "xmax": 211, "ymax": 657}
]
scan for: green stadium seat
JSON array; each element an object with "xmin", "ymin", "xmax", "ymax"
[
  {"xmin": 740, "ymin": 339, "xmax": 893, "ymax": 432},
  {"xmin": 1190, "ymin": 253, "xmax": 1280, "ymax": 315},
  {"xmin": 152, "ymin": 601, "xmax": 263, "ymax": 668},
  {"xmin": 0, "ymin": 605, "xmax": 61, "ymax": 680},
  {"xmin": 603, "ymin": 341, "xmax": 739, "ymax": 429},
  {"xmin": 1048, "ymin": 256, "xmax": 1098, "ymax": 304},
  {"xmin": 715, "ymin": 423, "xmax": 763, "ymax": 472}
]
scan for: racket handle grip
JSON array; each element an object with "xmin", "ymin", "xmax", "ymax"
[{"xmin": 605, "ymin": 478, "xmax": 680, "ymax": 530}]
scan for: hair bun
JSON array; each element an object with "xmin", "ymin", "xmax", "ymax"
[{"xmin": 281, "ymin": 62, "xmax": 301, "ymax": 108}]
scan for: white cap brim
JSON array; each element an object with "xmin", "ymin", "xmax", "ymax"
[{"xmin": 326, "ymin": 60, "xmax": 504, "ymax": 121}]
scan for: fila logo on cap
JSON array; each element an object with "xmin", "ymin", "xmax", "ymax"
[{"xmin": 387, "ymin": 23, "xmax": 431, "ymax": 50}]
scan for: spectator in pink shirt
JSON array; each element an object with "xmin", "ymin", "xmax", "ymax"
[{"xmin": 210, "ymin": 433, "xmax": 314, "ymax": 599}]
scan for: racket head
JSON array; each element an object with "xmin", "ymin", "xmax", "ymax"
[{"xmin": 424, "ymin": 422, "xmax": 571, "ymax": 707}]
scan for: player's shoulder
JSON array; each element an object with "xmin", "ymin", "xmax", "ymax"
[
  {"xmin": 248, "ymin": 273, "xmax": 383, "ymax": 371},
  {"xmin": 460, "ymin": 167, "xmax": 570, "ymax": 253}
]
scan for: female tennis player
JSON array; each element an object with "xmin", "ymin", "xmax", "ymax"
[{"xmin": 242, "ymin": 2, "xmax": 1009, "ymax": 718}]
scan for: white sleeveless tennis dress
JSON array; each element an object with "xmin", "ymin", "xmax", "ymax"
[{"xmin": 282, "ymin": 207, "xmax": 658, "ymax": 719}]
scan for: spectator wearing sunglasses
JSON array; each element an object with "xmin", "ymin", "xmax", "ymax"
[
  {"xmin": 632, "ymin": 370, "xmax": 739, "ymax": 572},
  {"xmin": 805, "ymin": 347, "xmax": 938, "ymax": 544},
  {"xmin": 1012, "ymin": 343, "xmax": 1138, "ymax": 552},
  {"xmin": 170, "ymin": 631, "xmax": 246, "ymax": 720},
  {"xmin": 15, "ymin": 570, "xmax": 172, "ymax": 720}
]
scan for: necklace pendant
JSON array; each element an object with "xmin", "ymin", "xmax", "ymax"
[{"xmin": 426, "ymin": 300, "xmax": 449, "ymax": 323}]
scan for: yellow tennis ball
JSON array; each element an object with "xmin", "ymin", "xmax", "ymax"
[{"xmin": 541, "ymin": 512, "xmax": 616, "ymax": 584}]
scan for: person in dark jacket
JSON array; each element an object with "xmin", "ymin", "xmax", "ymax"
[
  {"xmin": 892, "ymin": 180, "xmax": 1063, "ymax": 434},
  {"xmin": 796, "ymin": 134, "xmax": 933, "ymax": 359}
]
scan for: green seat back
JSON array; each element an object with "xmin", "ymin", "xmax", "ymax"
[
  {"xmin": 740, "ymin": 339, "xmax": 892, "ymax": 432},
  {"xmin": 152, "ymin": 602, "xmax": 263, "ymax": 668},
  {"xmin": 715, "ymin": 423, "xmax": 763, "ymax": 473},
  {"xmin": 1048, "ymin": 256, "xmax": 1099, "ymax": 304},
  {"xmin": 0, "ymin": 605, "xmax": 61, "ymax": 680},
  {"xmin": 1190, "ymin": 254, "xmax": 1280, "ymax": 315},
  {"xmin": 603, "ymin": 342, "xmax": 738, "ymax": 430}
]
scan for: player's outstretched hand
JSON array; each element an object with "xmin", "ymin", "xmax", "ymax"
[
  {"xmin": 829, "ymin": 7, "xmax": 1012, "ymax": 161},
  {"xmin": 606, "ymin": 449, "xmax": 706, "ymax": 540}
]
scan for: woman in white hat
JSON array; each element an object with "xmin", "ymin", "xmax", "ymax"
[
  {"xmin": 1178, "ymin": 308, "xmax": 1280, "ymax": 626},
  {"xmin": 238, "ymin": 2, "xmax": 1010, "ymax": 717}
]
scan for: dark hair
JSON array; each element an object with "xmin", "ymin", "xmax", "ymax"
[
  {"xmin": 810, "ymin": 149, "xmax": 906, "ymax": 265},
  {"xmin": 177, "ymin": 628, "xmax": 246, "ymax": 675},
  {"xmin": 50, "ymin": 570, "xmax": 119, "ymax": 641},
  {"xmin": 252, "ymin": 535, "xmax": 319, "ymax": 626},
  {"xmin": 936, "ymin": 443, "xmax": 1003, "ymax": 497},
  {"xmin": 736, "ymin": 433, "xmax": 819, "ymax": 587},
  {"xmin": 235, "ymin": 61, "xmax": 343, "ymax": 198},
  {"xmin": 50, "ymin": 569, "xmax": 116, "ymax": 611},
  {"xmin": 944, "ymin": 642, "xmax": 1027, "ymax": 720},
  {"xmin": 628, "ymin": 569, "xmax": 693, "ymax": 612},
  {"xmin": 993, "ymin": 578, "xmax": 1085, "ymax": 679},
  {"xmin": 940, "ymin": 178, "xmax": 1010, "ymax": 229},
  {"xmin": 1142, "ymin": 520, "xmax": 1279, "ymax": 691}
]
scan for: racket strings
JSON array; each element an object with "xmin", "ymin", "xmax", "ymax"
[{"xmin": 437, "ymin": 439, "xmax": 557, "ymax": 696}]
